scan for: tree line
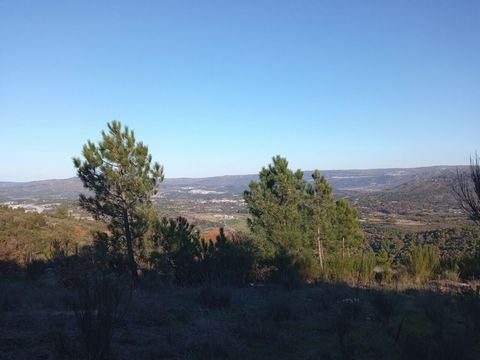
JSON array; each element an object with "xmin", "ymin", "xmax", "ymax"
[{"xmin": 70, "ymin": 121, "xmax": 480, "ymax": 287}]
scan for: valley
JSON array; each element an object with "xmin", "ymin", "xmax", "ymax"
[{"xmin": 1, "ymin": 165, "xmax": 469, "ymax": 232}]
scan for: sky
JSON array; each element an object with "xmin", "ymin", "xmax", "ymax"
[{"xmin": 0, "ymin": 1, "xmax": 479, "ymax": 181}]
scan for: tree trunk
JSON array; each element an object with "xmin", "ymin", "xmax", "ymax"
[
  {"xmin": 123, "ymin": 206, "xmax": 139, "ymax": 286},
  {"xmin": 317, "ymin": 227, "xmax": 324, "ymax": 270}
]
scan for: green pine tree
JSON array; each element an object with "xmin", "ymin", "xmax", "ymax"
[
  {"xmin": 306, "ymin": 170, "xmax": 336, "ymax": 271},
  {"xmin": 73, "ymin": 121, "xmax": 163, "ymax": 284},
  {"xmin": 244, "ymin": 156, "xmax": 308, "ymax": 260},
  {"xmin": 334, "ymin": 198, "xmax": 365, "ymax": 256},
  {"xmin": 244, "ymin": 156, "xmax": 365, "ymax": 281}
]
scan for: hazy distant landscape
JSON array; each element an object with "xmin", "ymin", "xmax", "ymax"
[
  {"xmin": 1, "ymin": 165, "xmax": 467, "ymax": 231},
  {"xmin": 0, "ymin": 166, "xmax": 462, "ymax": 201}
]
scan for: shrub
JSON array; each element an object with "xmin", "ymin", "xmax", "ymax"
[
  {"xmin": 51, "ymin": 250, "xmax": 92, "ymax": 289},
  {"xmin": 73, "ymin": 275, "xmax": 130, "ymax": 360},
  {"xmin": 458, "ymin": 248, "xmax": 480, "ymax": 280},
  {"xmin": 404, "ymin": 244, "xmax": 440, "ymax": 283},
  {"xmin": 152, "ymin": 221, "xmax": 257, "ymax": 286},
  {"xmin": 152, "ymin": 217, "xmax": 204, "ymax": 284},
  {"xmin": 270, "ymin": 250, "xmax": 305, "ymax": 289},
  {"xmin": 326, "ymin": 254, "xmax": 355, "ymax": 283},
  {"xmin": 375, "ymin": 248, "xmax": 393, "ymax": 285},
  {"xmin": 91, "ymin": 232, "xmax": 128, "ymax": 274},
  {"xmin": 202, "ymin": 229, "xmax": 256, "ymax": 286},
  {"xmin": 441, "ymin": 266, "xmax": 460, "ymax": 282},
  {"xmin": 353, "ymin": 250, "xmax": 376, "ymax": 284}
]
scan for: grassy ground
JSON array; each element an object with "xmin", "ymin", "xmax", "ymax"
[
  {"xmin": 1, "ymin": 271, "xmax": 479, "ymax": 360},
  {"xmin": 1, "ymin": 206, "xmax": 479, "ymax": 359}
]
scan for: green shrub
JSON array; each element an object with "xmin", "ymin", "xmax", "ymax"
[
  {"xmin": 326, "ymin": 254, "xmax": 355, "ymax": 282},
  {"xmin": 91, "ymin": 232, "xmax": 127, "ymax": 274},
  {"xmin": 152, "ymin": 220, "xmax": 256, "ymax": 286},
  {"xmin": 404, "ymin": 244, "xmax": 440, "ymax": 283},
  {"xmin": 270, "ymin": 250, "xmax": 305, "ymax": 289},
  {"xmin": 458, "ymin": 248, "xmax": 480, "ymax": 280},
  {"xmin": 353, "ymin": 250, "xmax": 376, "ymax": 284},
  {"xmin": 375, "ymin": 248, "xmax": 393, "ymax": 285},
  {"xmin": 151, "ymin": 217, "xmax": 204, "ymax": 284}
]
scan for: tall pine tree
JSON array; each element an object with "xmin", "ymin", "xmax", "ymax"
[{"xmin": 73, "ymin": 121, "xmax": 163, "ymax": 284}]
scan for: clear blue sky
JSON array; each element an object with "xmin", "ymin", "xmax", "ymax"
[{"xmin": 1, "ymin": 1, "xmax": 479, "ymax": 181}]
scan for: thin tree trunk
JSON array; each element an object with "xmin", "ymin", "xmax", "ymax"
[
  {"xmin": 123, "ymin": 206, "xmax": 139, "ymax": 286},
  {"xmin": 317, "ymin": 227, "xmax": 324, "ymax": 270}
]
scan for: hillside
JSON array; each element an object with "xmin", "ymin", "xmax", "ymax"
[
  {"xmin": 343, "ymin": 167, "xmax": 466, "ymax": 230},
  {"xmin": 0, "ymin": 166, "xmax": 465, "ymax": 201},
  {"xmin": 0, "ymin": 166, "xmax": 470, "ymax": 232}
]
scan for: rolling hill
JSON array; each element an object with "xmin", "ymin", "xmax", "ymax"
[{"xmin": 0, "ymin": 166, "xmax": 465, "ymax": 202}]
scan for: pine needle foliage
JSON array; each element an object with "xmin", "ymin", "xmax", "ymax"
[
  {"xmin": 244, "ymin": 156, "xmax": 366, "ymax": 281},
  {"xmin": 73, "ymin": 121, "xmax": 164, "ymax": 284}
]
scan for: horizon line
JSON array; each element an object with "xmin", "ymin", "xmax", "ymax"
[{"xmin": 0, "ymin": 164, "xmax": 467, "ymax": 184}]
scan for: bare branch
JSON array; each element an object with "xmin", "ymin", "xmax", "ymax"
[{"xmin": 453, "ymin": 152, "xmax": 480, "ymax": 224}]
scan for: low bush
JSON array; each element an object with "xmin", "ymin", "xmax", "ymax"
[
  {"xmin": 270, "ymin": 251, "xmax": 305, "ymax": 289},
  {"xmin": 73, "ymin": 275, "xmax": 130, "ymax": 360},
  {"xmin": 459, "ymin": 249, "xmax": 480, "ymax": 280},
  {"xmin": 353, "ymin": 250, "xmax": 376, "ymax": 284},
  {"xmin": 404, "ymin": 244, "xmax": 440, "ymax": 283},
  {"xmin": 202, "ymin": 229, "xmax": 256, "ymax": 286}
]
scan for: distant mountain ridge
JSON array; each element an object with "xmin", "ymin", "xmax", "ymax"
[{"xmin": 0, "ymin": 166, "xmax": 466, "ymax": 202}]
